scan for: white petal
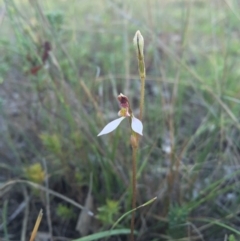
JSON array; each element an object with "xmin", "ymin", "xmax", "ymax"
[
  {"xmin": 97, "ymin": 117, "xmax": 125, "ymax": 136},
  {"xmin": 131, "ymin": 117, "xmax": 143, "ymax": 135}
]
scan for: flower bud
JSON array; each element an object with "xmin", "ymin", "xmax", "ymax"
[{"xmin": 133, "ymin": 30, "xmax": 144, "ymax": 58}]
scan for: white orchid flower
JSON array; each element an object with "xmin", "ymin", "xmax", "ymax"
[{"xmin": 98, "ymin": 93, "xmax": 143, "ymax": 137}]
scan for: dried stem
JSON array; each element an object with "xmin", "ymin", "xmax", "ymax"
[
  {"xmin": 130, "ymin": 145, "xmax": 137, "ymax": 241},
  {"xmin": 29, "ymin": 209, "xmax": 43, "ymax": 241}
]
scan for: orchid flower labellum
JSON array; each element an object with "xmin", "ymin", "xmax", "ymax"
[{"xmin": 97, "ymin": 93, "xmax": 143, "ymax": 136}]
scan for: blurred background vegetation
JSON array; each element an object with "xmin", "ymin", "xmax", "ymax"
[{"xmin": 1, "ymin": 0, "xmax": 240, "ymax": 240}]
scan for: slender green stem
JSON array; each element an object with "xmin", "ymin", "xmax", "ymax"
[
  {"xmin": 139, "ymin": 62, "xmax": 146, "ymax": 121},
  {"xmin": 136, "ymin": 35, "xmax": 146, "ymax": 121}
]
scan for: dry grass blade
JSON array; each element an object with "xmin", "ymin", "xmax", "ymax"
[
  {"xmin": 75, "ymin": 174, "xmax": 94, "ymax": 235},
  {"xmin": 29, "ymin": 209, "xmax": 43, "ymax": 241}
]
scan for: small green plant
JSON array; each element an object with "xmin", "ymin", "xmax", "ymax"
[
  {"xmin": 40, "ymin": 133, "xmax": 62, "ymax": 156},
  {"xmin": 56, "ymin": 204, "xmax": 76, "ymax": 221},
  {"xmin": 24, "ymin": 163, "xmax": 45, "ymax": 184},
  {"xmin": 228, "ymin": 234, "xmax": 237, "ymax": 241},
  {"xmin": 168, "ymin": 205, "xmax": 189, "ymax": 239},
  {"xmin": 96, "ymin": 199, "xmax": 120, "ymax": 226},
  {"xmin": 45, "ymin": 10, "xmax": 64, "ymax": 31}
]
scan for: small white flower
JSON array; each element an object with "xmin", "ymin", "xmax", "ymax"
[
  {"xmin": 97, "ymin": 94, "xmax": 143, "ymax": 137},
  {"xmin": 97, "ymin": 115, "xmax": 143, "ymax": 137}
]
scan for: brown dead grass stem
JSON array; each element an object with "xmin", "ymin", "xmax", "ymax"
[{"xmin": 29, "ymin": 209, "xmax": 43, "ymax": 241}]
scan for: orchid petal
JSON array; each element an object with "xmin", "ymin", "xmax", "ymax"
[
  {"xmin": 98, "ymin": 117, "xmax": 125, "ymax": 136},
  {"xmin": 131, "ymin": 117, "xmax": 143, "ymax": 135}
]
